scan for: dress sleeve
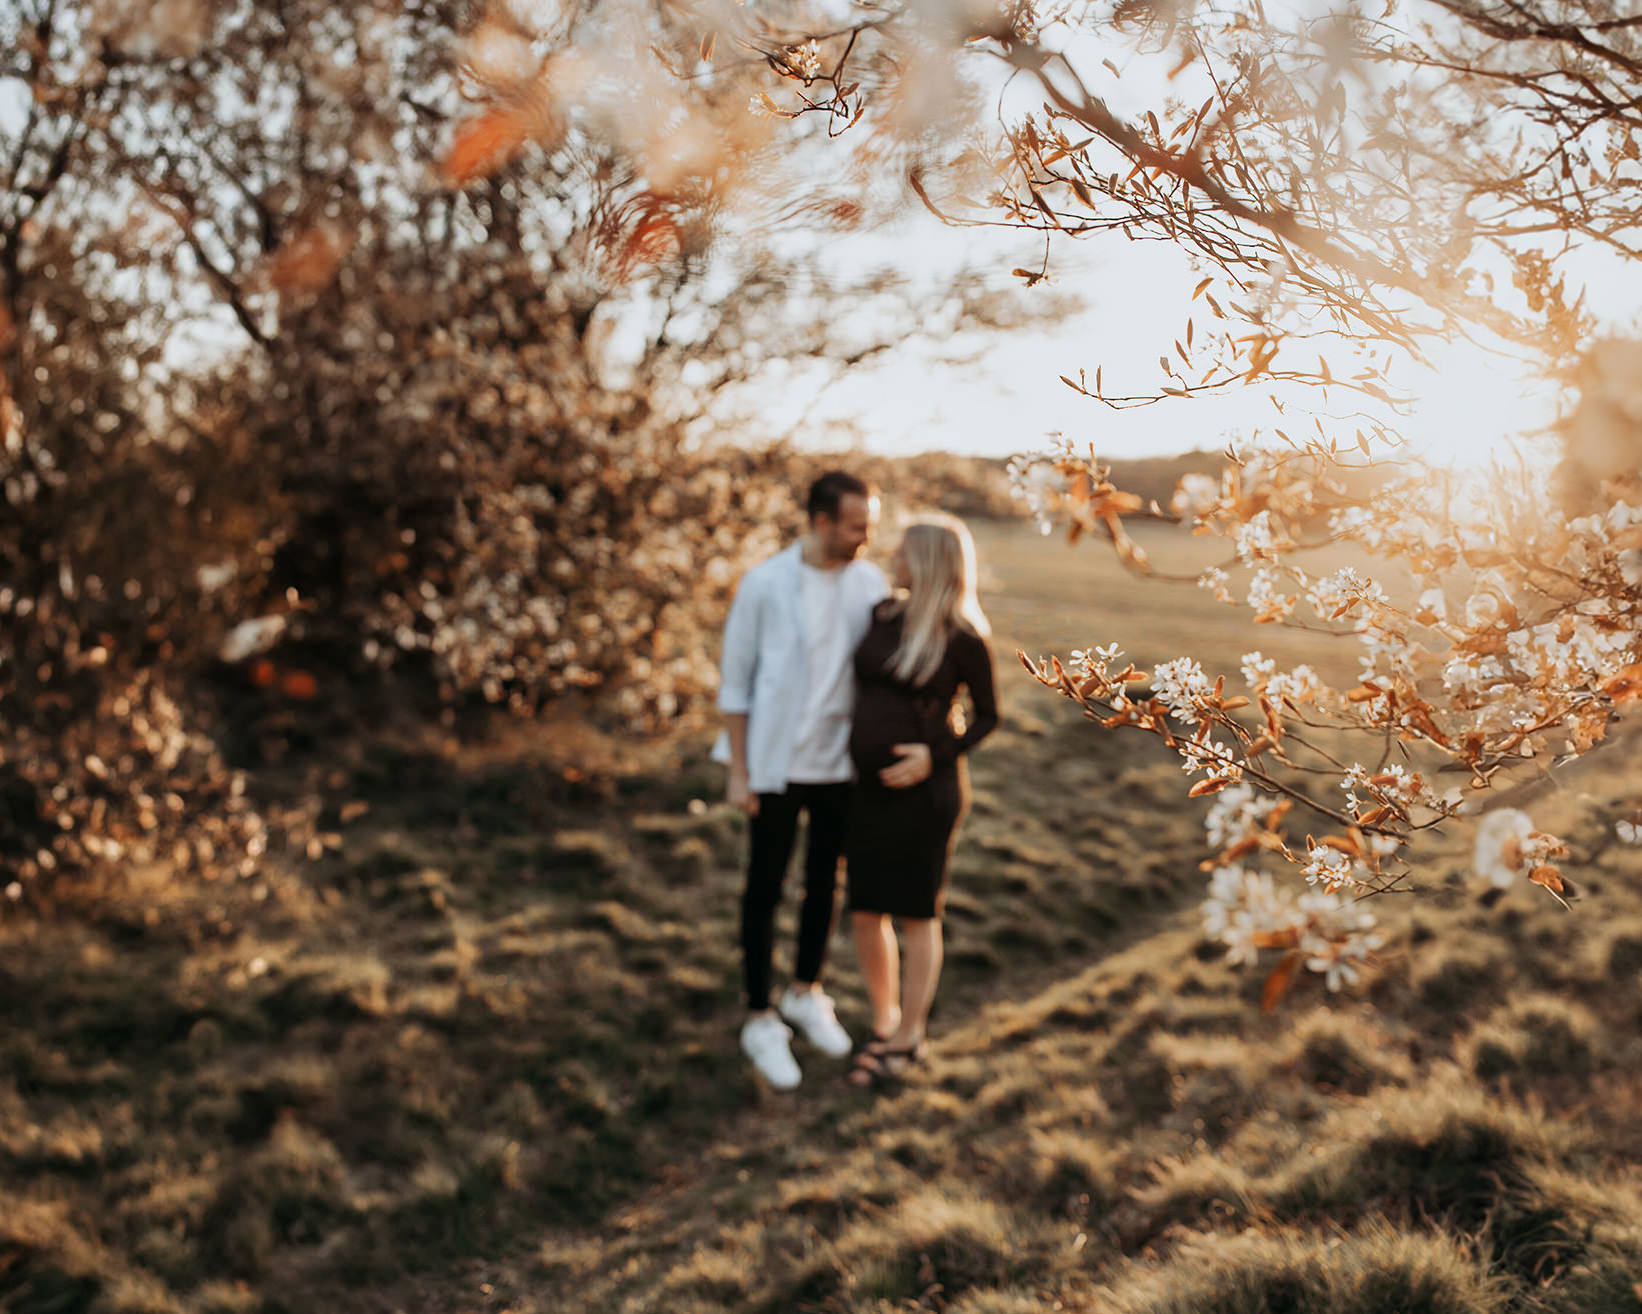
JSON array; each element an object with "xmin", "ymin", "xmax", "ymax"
[{"xmin": 930, "ymin": 632, "xmax": 999, "ymax": 766}]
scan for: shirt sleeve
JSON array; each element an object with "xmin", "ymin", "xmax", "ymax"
[
  {"xmin": 867, "ymin": 561, "xmax": 891, "ymax": 604},
  {"xmin": 717, "ymin": 571, "xmax": 760, "ymax": 715},
  {"xmin": 930, "ymin": 632, "xmax": 1000, "ymax": 766}
]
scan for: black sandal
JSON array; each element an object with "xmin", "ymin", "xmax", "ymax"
[{"xmin": 847, "ymin": 1039, "xmax": 927, "ymax": 1088}]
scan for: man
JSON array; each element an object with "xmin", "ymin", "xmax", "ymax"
[{"xmin": 714, "ymin": 471, "xmax": 887, "ymax": 1088}]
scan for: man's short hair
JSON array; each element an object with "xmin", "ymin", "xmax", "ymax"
[{"xmin": 806, "ymin": 470, "xmax": 870, "ymax": 522}]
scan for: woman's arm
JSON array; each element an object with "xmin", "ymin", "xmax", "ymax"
[{"xmin": 930, "ymin": 633, "xmax": 999, "ymax": 766}]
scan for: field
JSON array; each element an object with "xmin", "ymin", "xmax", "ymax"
[{"xmin": 8, "ymin": 519, "xmax": 1642, "ymax": 1314}]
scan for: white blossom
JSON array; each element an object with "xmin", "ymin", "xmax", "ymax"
[
  {"xmin": 1241, "ymin": 651, "xmax": 1277, "ymax": 687},
  {"xmin": 1247, "ymin": 568, "xmax": 1295, "ymax": 620},
  {"xmin": 1267, "ymin": 664, "xmax": 1324, "ymax": 703},
  {"xmin": 1234, "ymin": 510, "xmax": 1280, "ymax": 563},
  {"xmin": 1472, "ymin": 807, "xmax": 1535, "ymax": 888},
  {"xmin": 1151, "ymin": 657, "xmax": 1213, "ymax": 724},
  {"xmin": 1199, "ymin": 566, "xmax": 1233, "ymax": 603},
  {"xmin": 1307, "ymin": 567, "xmax": 1384, "ymax": 621},
  {"xmin": 1172, "ymin": 473, "xmax": 1221, "ymax": 519},
  {"xmin": 219, "ymin": 615, "xmax": 287, "ymax": 663}
]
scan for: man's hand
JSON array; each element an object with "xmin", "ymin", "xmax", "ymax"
[
  {"xmin": 728, "ymin": 768, "xmax": 759, "ymax": 816},
  {"xmin": 880, "ymin": 742, "xmax": 933, "ymax": 789}
]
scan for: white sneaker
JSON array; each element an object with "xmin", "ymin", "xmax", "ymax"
[
  {"xmin": 741, "ymin": 1013, "xmax": 801, "ymax": 1090},
  {"xmin": 778, "ymin": 986, "xmax": 853, "ymax": 1059}
]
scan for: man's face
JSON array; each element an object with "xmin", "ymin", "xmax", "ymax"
[{"xmin": 815, "ymin": 492, "xmax": 876, "ymax": 563}]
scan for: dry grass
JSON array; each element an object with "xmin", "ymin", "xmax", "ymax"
[{"xmin": 9, "ymin": 519, "xmax": 1642, "ymax": 1313}]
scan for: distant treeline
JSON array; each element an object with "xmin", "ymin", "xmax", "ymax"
[{"xmin": 834, "ymin": 446, "xmax": 1392, "ymax": 525}]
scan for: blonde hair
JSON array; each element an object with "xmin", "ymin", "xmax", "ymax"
[{"xmin": 888, "ymin": 514, "xmax": 991, "ymax": 686}]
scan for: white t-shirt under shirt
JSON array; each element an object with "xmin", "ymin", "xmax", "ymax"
[{"xmin": 786, "ymin": 561, "xmax": 855, "ymax": 784}]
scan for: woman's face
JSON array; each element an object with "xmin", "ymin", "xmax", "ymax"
[{"xmin": 891, "ymin": 544, "xmax": 911, "ymax": 589}]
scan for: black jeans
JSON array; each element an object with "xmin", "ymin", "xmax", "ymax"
[{"xmin": 741, "ymin": 782, "xmax": 851, "ymax": 1012}]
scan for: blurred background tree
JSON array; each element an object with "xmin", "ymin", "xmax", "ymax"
[{"xmin": 0, "ymin": 0, "xmax": 1056, "ymax": 905}]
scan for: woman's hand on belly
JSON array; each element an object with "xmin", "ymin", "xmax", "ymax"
[{"xmin": 879, "ymin": 742, "xmax": 933, "ymax": 789}]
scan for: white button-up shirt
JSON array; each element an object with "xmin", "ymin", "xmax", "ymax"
[{"xmin": 713, "ymin": 542, "xmax": 889, "ymax": 795}]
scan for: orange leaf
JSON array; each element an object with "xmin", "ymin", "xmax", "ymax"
[
  {"xmin": 1404, "ymin": 705, "xmax": 1452, "ymax": 748},
  {"xmin": 1261, "ymin": 951, "xmax": 1303, "ymax": 1011},
  {"xmin": 442, "ymin": 106, "xmax": 534, "ymax": 187},
  {"xmin": 1188, "ymin": 777, "xmax": 1231, "ymax": 797},
  {"xmin": 1356, "ymin": 805, "xmax": 1393, "ymax": 828},
  {"xmin": 280, "ymin": 670, "xmax": 319, "ymax": 699},
  {"xmin": 261, "ymin": 223, "xmax": 350, "ymax": 296},
  {"xmin": 1528, "ymin": 863, "xmax": 1565, "ymax": 894},
  {"xmin": 617, "ymin": 211, "xmax": 681, "ymax": 275},
  {"xmin": 1090, "ymin": 489, "xmax": 1145, "ymax": 517},
  {"xmin": 1602, "ymin": 664, "xmax": 1642, "ymax": 704},
  {"xmin": 1252, "ymin": 929, "xmax": 1299, "ymax": 950}
]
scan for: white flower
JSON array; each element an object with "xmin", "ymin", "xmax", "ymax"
[
  {"xmin": 1070, "ymin": 642, "xmax": 1123, "ymax": 681},
  {"xmin": 219, "ymin": 614, "xmax": 287, "ymax": 663},
  {"xmin": 1473, "ymin": 807, "xmax": 1534, "ymax": 888},
  {"xmin": 1267, "ymin": 665, "xmax": 1323, "ymax": 703},
  {"xmin": 1302, "ymin": 844, "xmax": 1356, "ymax": 887},
  {"xmin": 1151, "ymin": 657, "xmax": 1213, "ymax": 724},
  {"xmin": 1234, "ymin": 511, "xmax": 1280, "ymax": 563},
  {"xmin": 1306, "ymin": 947, "xmax": 1365, "ymax": 992},
  {"xmin": 1307, "ymin": 567, "xmax": 1384, "ymax": 621},
  {"xmin": 1173, "ymin": 473, "xmax": 1221, "ymax": 519},
  {"xmin": 1247, "ymin": 569, "xmax": 1295, "ymax": 619},
  {"xmin": 1205, "ymin": 783, "xmax": 1282, "ymax": 849},
  {"xmin": 1616, "ymin": 820, "xmax": 1642, "ymax": 845},
  {"xmin": 1241, "ymin": 651, "xmax": 1277, "ymax": 687},
  {"xmin": 1180, "ymin": 736, "xmax": 1240, "ymax": 779},
  {"xmin": 786, "ymin": 38, "xmax": 823, "ymax": 79}
]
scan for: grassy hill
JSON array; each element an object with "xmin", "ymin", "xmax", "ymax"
[{"xmin": 7, "ymin": 519, "xmax": 1642, "ymax": 1314}]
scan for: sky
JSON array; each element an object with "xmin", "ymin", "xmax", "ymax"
[{"xmin": 725, "ymin": 213, "xmax": 1572, "ymax": 472}]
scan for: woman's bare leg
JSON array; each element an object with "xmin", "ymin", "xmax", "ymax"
[
  {"xmin": 889, "ymin": 917, "xmax": 942, "ymax": 1048},
  {"xmin": 851, "ymin": 911, "xmax": 901, "ymax": 1038}
]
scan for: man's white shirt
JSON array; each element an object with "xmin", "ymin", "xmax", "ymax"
[
  {"xmin": 787, "ymin": 561, "xmax": 854, "ymax": 783},
  {"xmin": 713, "ymin": 542, "xmax": 888, "ymax": 795}
]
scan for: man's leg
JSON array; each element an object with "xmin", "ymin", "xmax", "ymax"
[
  {"xmin": 792, "ymin": 782, "xmax": 851, "ymax": 988},
  {"xmin": 741, "ymin": 789, "xmax": 802, "ymax": 1012}
]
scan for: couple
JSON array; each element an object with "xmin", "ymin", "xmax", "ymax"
[{"xmin": 715, "ymin": 470, "xmax": 999, "ymax": 1090}]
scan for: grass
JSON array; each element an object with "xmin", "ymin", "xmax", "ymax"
[{"xmin": 10, "ymin": 519, "xmax": 1642, "ymax": 1313}]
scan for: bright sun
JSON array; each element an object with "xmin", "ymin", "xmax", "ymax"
[{"xmin": 1396, "ymin": 339, "xmax": 1563, "ymax": 472}]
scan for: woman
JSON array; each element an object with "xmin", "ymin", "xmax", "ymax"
[{"xmin": 846, "ymin": 514, "xmax": 999, "ymax": 1086}]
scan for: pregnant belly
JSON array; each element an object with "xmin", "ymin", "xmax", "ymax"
[{"xmin": 851, "ymin": 703, "xmax": 930, "ymax": 776}]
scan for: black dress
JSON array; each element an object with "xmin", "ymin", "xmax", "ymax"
[{"xmin": 846, "ymin": 601, "xmax": 1000, "ymax": 919}]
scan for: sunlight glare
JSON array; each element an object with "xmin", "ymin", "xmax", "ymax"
[{"xmin": 1396, "ymin": 339, "xmax": 1561, "ymax": 472}]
